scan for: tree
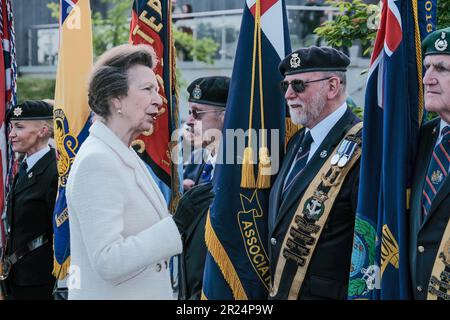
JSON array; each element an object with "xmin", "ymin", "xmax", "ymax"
[
  {"xmin": 315, "ymin": 0, "xmax": 450, "ymax": 56},
  {"xmin": 314, "ymin": 0, "xmax": 449, "ymax": 119},
  {"xmin": 438, "ymin": 0, "xmax": 450, "ymax": 28},
  {"xmin": 314, "ymin": 0, "xmax": 379, "ymax": 56},
  {"xmin": 47, "ymin": 0, "xmax": 218, "ymax": 62}
]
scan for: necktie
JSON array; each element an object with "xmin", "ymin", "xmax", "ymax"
[
  {"xmin": 16, "ymin": 160, "xmax": 28, "ymax": 184},
  {"xmin": 421, "ymin": 126, "xmax": 450, "ymax": 217},
  {"xmin": 283, "ymin": 131, "xmax": 313, "ymax": 193},
  {"xmin": 200, "ymin": 162, "xmax": 214, "ymax": 183}
]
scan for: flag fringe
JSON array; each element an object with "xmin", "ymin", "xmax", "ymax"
[
  {"xmin": 241, "ymin": 147, "xmax": 256, "ymax": 188},
  {"xmin": 53, "ymin": 257, "xmax": 71, "ymax": 280},
  {"xmin": 256, "ymin": 147, "xmax": 271, "ymax": 189},
  {"xmin": 204, "ymin": 210, "xmax": 248, "ymax": 300},
  {"xmin": 285, "ymin": 118, "xmax": 301, "ymax": 149}
]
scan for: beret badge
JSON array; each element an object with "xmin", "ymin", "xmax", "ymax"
[
  {"xmin": 435, "ymin": 32, "xmax": 448, "ymax": 52},
  {"xmin": 13, "ymin": 107, "xmax": 23, "ymax": 117},
  {"xmin": 192, "ymin": 85, "xmax": 202, "ymax": 100},
  {"xmin": 290, "ymin": 53, "xmax": 301, "ymax": 69}
]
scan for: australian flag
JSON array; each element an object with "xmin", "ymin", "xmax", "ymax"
[
  {"xmin": 348, "ymin": 0, "xmax": 437, "ymax": 299},
  {"xmin": 202, "ymin": 0, "xmax": 291, "ymax": 300}
]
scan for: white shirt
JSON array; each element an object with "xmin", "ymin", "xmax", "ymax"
[
  {"xmin": 284, "ymin": 103, "xmax": 347, "ymax": 188},
  {"xmin": 305, "ymin": 102, "xmax": 348, "ymax": 163},
  {"xmin": 437, "ymin": 119, "xmax": 450, "ymax": 146},
  {"xmin": 206, "ymin": 151, "xmax": 218, "ymax": 179},
  {"xmin": 24, "ymin": 145, "xmax": 51, "ymax": 171}
]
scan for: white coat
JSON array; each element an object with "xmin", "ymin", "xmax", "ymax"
[{"xmin": 66, "ymin": 120, "xmax": 182, "ymax": 300}]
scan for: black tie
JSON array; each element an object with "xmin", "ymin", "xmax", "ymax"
[
  {"xmin": 17, "ymin": 160, "xmax": 28, "ymax": 181},
  {"xmin": 282, "ymin": 131, "xmax": 313, "ymax": 193}
]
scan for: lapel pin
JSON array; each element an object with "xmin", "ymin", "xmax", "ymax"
[
  {"xmin": 28, "ymin": 172, "xmax": 33, "ymax": 178},
  {"xmin": 320, "ymin": 150, "xmax": 328, "ymax": 158}
]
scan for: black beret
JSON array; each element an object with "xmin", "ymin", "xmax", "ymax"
[
  {"xmin": 279, "ymin": 46, "xmax": 350, "ymax": 76},
  {"xmin": 187, "ymin": 76, "xmax": 230, "ymax": 108},
  {"xmin": 8, "ymin": 100, "xmax": 53, "ymax": 121},
  {"xmin": 422, "ymin": 27, "xmax": 450, "ymax": 56}
]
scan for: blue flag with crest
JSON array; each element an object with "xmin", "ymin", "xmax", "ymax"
[
  {"xmin": 201, "ymin": 0, "xmax": 291, "ymax": 300},
  {"xmin": 348, "ymin": 0, "xmax": 437, "ymax": 299}
]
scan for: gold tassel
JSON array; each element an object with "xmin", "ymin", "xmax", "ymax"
[
  {"xmin": 256, "ymin": 147, "xmax": 271, "ymax": 189},
  {"xmin": 241, "ymin": 147, "xmax": 256, "ymax": 189},
  {"xmin": 53, "ymin": 257, "xmax": 71, "ymax": 280},
  {"xmin": 285, "ymin": 118, "xmax": 302, "ymax": 150}
]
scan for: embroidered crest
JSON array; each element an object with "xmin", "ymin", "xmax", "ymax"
[
  {"xmin": 431, "ymin": 170, "xmax": 444, "ymax": 185},
  {"xmin": 435, "ymin": 32, "xmax": 448, "ymax": 52},
  {"xmin": 348, "ymin": 217, "xmax": 380, "ymax": 299},
  {"xmin": 54, "ymin": 109, "xmax": 80, "ymax": 187},
  {"xmin": 303, "ymin": 191, "xmax": 327, "ymax": 221},
  {"xmin": 13, "ymin": 107, "xmax": 22, "ymax": 117},
  {"xmin": 290, "ymin": 53, "xmax": 301, "ymax": 69},
  {"xmin": 192, "ymin": 85, "xmax": 202, "ymax": 100}
]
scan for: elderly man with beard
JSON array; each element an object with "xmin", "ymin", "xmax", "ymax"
[{"xmin": 267, "ymin": 46, "xmax": 363, "ymax": 300}]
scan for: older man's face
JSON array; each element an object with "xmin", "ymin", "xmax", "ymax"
[
  {"xmin": 284, "ymin": 71, "xmax": 328, "ymax": 128},
  {"xmin": 423, "ymin": 55, "xmax": 450, "ymax": 121},
  {"xmin": 186, "ymin": 102, "xmax": 224, "ymax": 148}
]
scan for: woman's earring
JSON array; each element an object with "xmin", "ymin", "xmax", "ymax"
[{"xmin": 117, "ymin": 109, "xmax": 122, "ymax": 115}]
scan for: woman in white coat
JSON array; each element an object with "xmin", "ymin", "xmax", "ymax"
[{"xmin": 66, "ymin": 44, "xmax": 187, "ymax": 299}]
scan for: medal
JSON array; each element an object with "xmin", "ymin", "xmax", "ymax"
[
  {"xmin": 338, "ymin": 155, "xmax": 349, "ymax": 167},
  {"xmin": 330, "ymin": 153, "xmax": 340, "ymax": 165}
]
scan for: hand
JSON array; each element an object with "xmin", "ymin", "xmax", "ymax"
[
  {"xmin": 173, "ymin": 182, "xmax": 214, "ymax": 236},
  {"xmin": 183, "ymin": 179, "xmax": 195, "ymax": 191}
]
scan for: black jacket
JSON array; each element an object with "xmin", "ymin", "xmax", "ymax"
[
  {"xmin": 176, "ymin": 182, "xmax": 214, "ymax": 300},
  {"xmin": 178, "ymin": 198, "xmax": 209, "ymax": 300},
  {"xmin": 6, "ymin": 149, "xmax": 58, "ymax": 287},
  {"xmin": 268, "ymin": 108, "xmax": 361, "ymax": 300},
  {"xmin": 409, "ymin": 118, "xmax": 450, "ymax": 299}
]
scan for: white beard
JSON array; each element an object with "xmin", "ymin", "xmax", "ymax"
[{"xmin": 288, "ymin": 88, "xmax": 326, "ymax": 126}]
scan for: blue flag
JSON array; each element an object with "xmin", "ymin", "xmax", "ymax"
[
  {"xmin": 202, "ymin": 0, "xmax": 291, "ymax": 300},
  {"xmin": 348, "ymin": 0, "xmax": 437, "ymax": 299}
]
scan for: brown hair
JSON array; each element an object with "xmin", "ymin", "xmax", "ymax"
[{"xmin": 88, "ymin": 44, "xmax": 157, "ymax": 119}]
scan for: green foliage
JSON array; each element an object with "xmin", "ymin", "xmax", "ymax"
[
  {"xmin": 46, "ymin": 0, "xmax": 218, "ymax": 63},
  {"xmin": 426, "ymin": 111, "xmax": 439, "ymax": 121},
  {"xmin": 350, "ymin": 105, "xmax": 364, "ymax": 119},
  {"xmin": 438, "ymin": 0, "xmax": 450, "ymax": 29},
  {"xmin": 354, "ymin": 217, "xmax": 376, "ymax": 265},
  {"xmin": 314, "ymin": 0, "xmax": 379, "ymax": 56},
  {"xmin": 348, "ymin": 279, "xmax": 366, "ymax": 297},
  {"xmin": 315, "ymin": 0, "xmax": 450, "ymax": 57},
  {"xmin": 173, "ymin": 28, "xmax": 219, "ymax": 64},
  {"xmin": 16, "ymin": 77, "xmax": 56, "ymax": 103},
  {"xmin": 91, "ymin": 0, "xmax": 131, "ymax": 56}
]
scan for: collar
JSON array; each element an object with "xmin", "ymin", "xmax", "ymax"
[
  {"xmin": 25, "ymin": 145, "xmax": 51, "ymax": 171},
  {"xmin": 306, "ymin": 102, "xmax": 347, "ymax": 147},
  {"xmin": 437, "ymin": 119, "xmax": 450, "ymax": 145},
  {"xmin": 90, "ymin": 120, "xmax": 135, "ymax": 161},
  {"xmin": 439, "ymin": 119, "xmax": 450, "ymax": 136},
  {"xmin": 206, "ymin": 152, "xmax": 218, "ymax": 167}
]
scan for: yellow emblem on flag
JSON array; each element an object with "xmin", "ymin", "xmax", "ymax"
[{"xmin": 380, "ymin": 224, "xmax": 399, "ymax": 278}]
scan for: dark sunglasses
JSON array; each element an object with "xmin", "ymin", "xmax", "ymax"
[
  {"xmin": 280, "ymin": 76, "xmax": 334, "ymax": 94},
  {"xmin": 188, "ymin": 109, "xmax": 223, "ymax": 120}
]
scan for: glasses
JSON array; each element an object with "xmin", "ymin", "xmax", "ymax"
[
  {"xmin": 280, "ymin": 77, "xmax": 333, "ymax": 94},
  {"xmin": 188, "ymin": 109, "xmax": 223, "ymax": 120}
]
